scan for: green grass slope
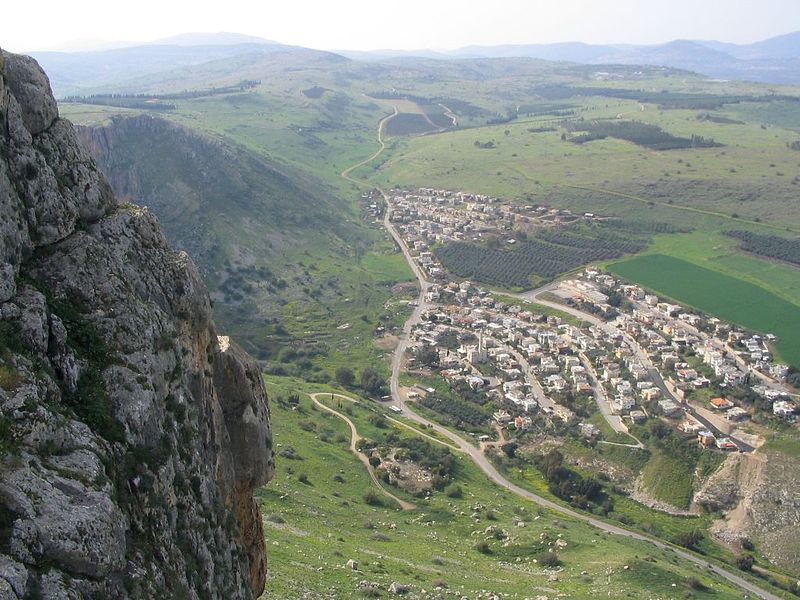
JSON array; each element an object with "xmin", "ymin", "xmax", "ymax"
[
  {"xmin": 77, "ymin": 114, "xmax": 414, "ymax": 375},
  {"xmin": 259, "ymin": 378, "xmax": 753, "ymax": 599}
]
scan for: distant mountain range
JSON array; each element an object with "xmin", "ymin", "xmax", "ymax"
[
  {"xmin": 31, "ymin": 30, "xmax": 800, "ymax": 96},
  {"xmin": 339, "ymin": 31, "xmax": 800, "ymax": 84}
]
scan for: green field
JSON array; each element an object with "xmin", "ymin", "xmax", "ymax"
[
  {"xmin": 643, "ymin": 231, "xmax": 800, "ymax": 307},
  {"xmin": 609, "ymin": 254, "xmax": 800, "ymax": 366}
]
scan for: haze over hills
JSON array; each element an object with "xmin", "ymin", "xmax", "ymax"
[
  {"xmin": 31, "ymin": 34, "xmax": 308, "ymax": 96},
  {"xmin": 32, "ymin": 29, "xmax": 800, "ymax": 96},
  {"xmin": 340, "ymin": 31, "xmax": 800, "ymax": 84}
]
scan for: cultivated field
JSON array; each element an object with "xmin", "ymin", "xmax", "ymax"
[{"xmin": 609, "ymin": 254, "xmax": 800, "ymax": 366}]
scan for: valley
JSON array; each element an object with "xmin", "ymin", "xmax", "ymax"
[{"xmin": 52, "ymin": 37, "xmax": 800, "ymax": 599}]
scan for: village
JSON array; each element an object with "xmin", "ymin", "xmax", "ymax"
[{"xmin": 384, "ymin": 188, "xmax": 798, "ymax": 453}]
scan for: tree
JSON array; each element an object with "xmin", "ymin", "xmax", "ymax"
[
  {"xmin": 416, "ymin": 345, "xmax": 440, "ymax": 368},
  {"xmin": 501, "ymin": 442, "xmax": 518, "ymax": 458},
  {"xmin": 361, "ymin": 367, "xmax": 385, "ymax": 396},
  {"xmin": 335, "ymin": 366, "xmax": 355, "ymax": 387},
  {"xmin": 735, "ymin": 555, "xmax": 754, "ymax": 571}
]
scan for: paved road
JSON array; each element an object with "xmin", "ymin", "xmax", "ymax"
[
  {"xmin": 516, "ymin": 285, "xmax": 757, "ymax": 453},
  {"xmin": 383, "ymin": 198, "xmax": 434, "ymax": 405},
  {"xmin": 309, "ymin": 393, "xmax": 416, "ymax": 510},
  {"xmin": 578, "ymin": 351, "xmax": 644, "ymax": 447},
  {"xmin": 340, "ymin": 116, "xmax": 783, "ymax": 600},
  {"xmin": 506, "ymin": 346, "xmax": 554, "ymax": 410},
  {"xmin": 380, "ymin": 213, "xmax": 780, "ymax": 599}
]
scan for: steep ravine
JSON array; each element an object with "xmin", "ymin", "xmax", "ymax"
[{"xmin": 0, "ymin": 50, "xmax": 273, "ymax": 599}]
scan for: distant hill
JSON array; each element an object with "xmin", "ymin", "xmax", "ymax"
[
  {"xmin": 719, "ymin": 31, "xmax": 800, "ymax": 60},
  {"xmin": 76, "ymin": 114, "xmax": 349, "ymax": 357},
  {"xmin": 447, "ymin": 42, "xmax": 618, "ymax": 62},
  {"xmin": 32, "ymin": 39, "xmax": 306, "ymax": 96},
  {"xmin": 349, "ymin": 31, "xmax": 800, "ymax": 83},
  {"xmin": 36, "ymin": 30, "xmax": 800, "ymax": 92}
]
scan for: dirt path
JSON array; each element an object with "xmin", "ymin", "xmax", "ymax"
[
  {"xmin": 438, "ymin": 103, "xmax": 458, "ymax": 127},
  {"xmin": 309, "ymin": 392, "xmax": 416, "ymax": 510},
  {"xmin": 340, "ymin": 106, "xmax": 397, "ymax": 186},
  {"xmin": 480, "ymin": 424, "xmax": 507, "ymax": 450}
]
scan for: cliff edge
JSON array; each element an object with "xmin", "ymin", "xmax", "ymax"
[{"xmin": 0, "ymin": 50, "xmax": 273, "ymax": 599}]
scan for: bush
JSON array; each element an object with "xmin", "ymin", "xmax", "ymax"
[
  {"xmin": 335, "ymin": 366, "xmax": 355, "ymax": 387},
  {"xmin": 364, "ymin": 490, "xmax": 383, "ymax": 506},
  {"xmin": 672, "ymin": 529, "xmax": 704, "ymax": 550},
  {"xmin": 539, "ymin": 551, "xmax": 561, "ymax": 567},
  {"xmin": 686, "ymin": 577, "xmax": 708, "ymax": 591},
  {"xmin": 444, "ymin": 485, "xmax": 463, "ymax": 498},
  {"xmin": 279, "ymin": 446, "xmax": 303, "ymax": 460},
  {"xmin": 501, "ymin": 442, "xmax": 518, "ymax": 458},
  {"xmin": 360, "ymin": 367, "xmax": 386, "ymax": 396},
  {"xmin": 265, "ymin": 513, "xmax": 286, "ymax": 524},
  {"xmin": 735, "ymin": 555, "xmax": 754, "ymax": 571},
  {"xmin": 475, "ymin": 541, "xmax": 491, "ymax": 554},
  {"xmin": 369, "ymin": 413, "xmax": 387, "ymax": 428},
  {"xmin": 297, "ymin": 473, "xmax": 309, "ymax": 484}
]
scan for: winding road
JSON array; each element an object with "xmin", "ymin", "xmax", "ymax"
[{"xmin": 335, "ymin": 112, "xmax": 784, "ymax": 600}]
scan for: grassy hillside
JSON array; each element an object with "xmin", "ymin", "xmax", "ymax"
[
  {"xmin": 259, "ymin": 377, "xmax": 754, "ymax": 599},
  {"xmin": 77, "ymin": 115, "xmax": 414, "ymax": 376}
]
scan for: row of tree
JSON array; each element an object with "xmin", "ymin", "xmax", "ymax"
[
  {"xmin": 436, "ymin": 232, "xmax": 644, "ymax": 288},
  {"xmin": 564, "ymin": 119, "xmax": 720, "ymax": 150},
  {"xmin": 725, "ymin": 230, "xmax": 800, "ymax": 267}
]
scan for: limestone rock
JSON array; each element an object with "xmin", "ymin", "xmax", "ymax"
[
  {"xmin": 0, "ymin": 50, "xmax": 273, "ymax": 599},
  {"xmin": 2, "ymin": 52, "xmax": 57, "ymax": 135}
]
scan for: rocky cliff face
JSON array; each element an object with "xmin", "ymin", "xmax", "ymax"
[
  {"xmin": 695, "ymin": 451, "xmax": 800, "ymax": 572},
  {"xmin": 0, "ymin": 50, "xmax": 273, "ymax": 599}
]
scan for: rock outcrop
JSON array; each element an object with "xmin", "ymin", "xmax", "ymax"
[
  {"xmin": 0, "ymin": 50, "xmax": 273, "ymax": 599},
  {"xmin": 696, "ymin": 451, "xmax": 800, "ymax": 571}
]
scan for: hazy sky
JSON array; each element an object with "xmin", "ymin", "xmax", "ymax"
[{"xmin": 3, "ymin": 0, "xmax": 799, "ymax": 53}]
